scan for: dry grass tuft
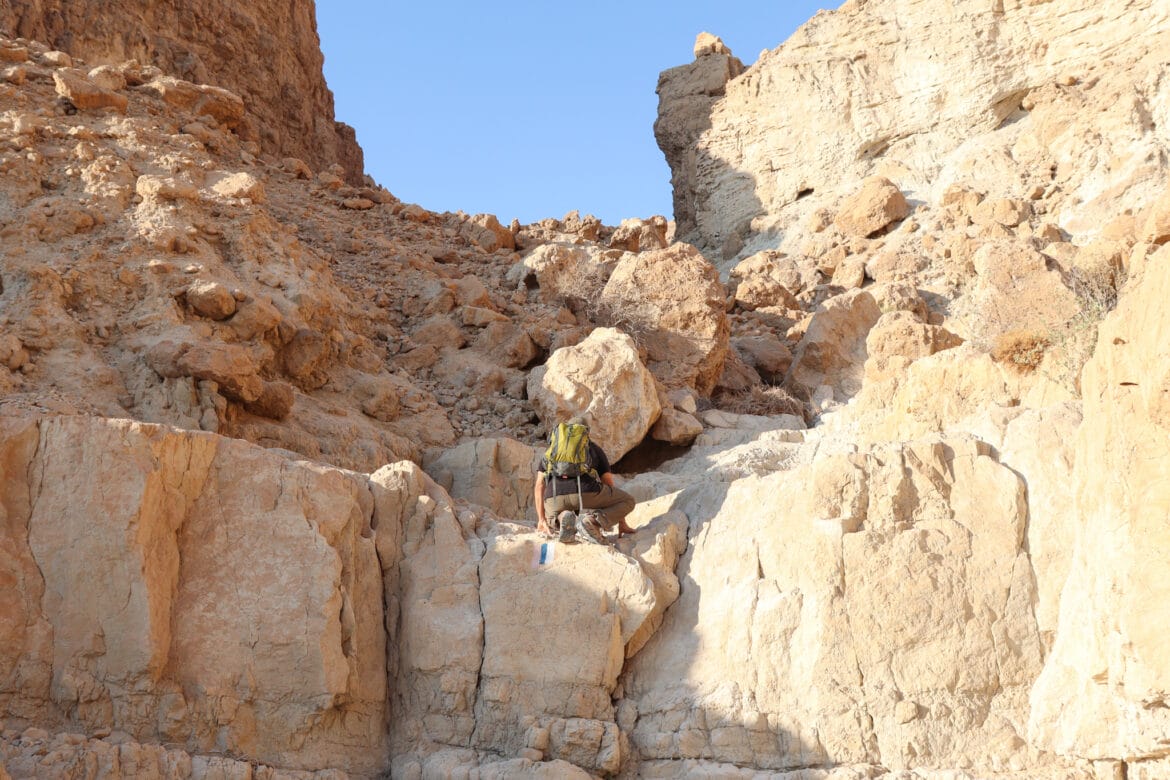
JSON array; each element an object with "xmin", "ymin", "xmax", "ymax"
[
  {"xmin": 992, "ymin": 330, "xmax": 1051, "ymax": 373},
  {"xmin": 718, "ymin": 384, "xmax": 809, "ymax": 420}
]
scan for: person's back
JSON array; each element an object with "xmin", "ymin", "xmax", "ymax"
[{"xmin": 534, "ymin": 419, "xmax": 636, "ymax": 542}]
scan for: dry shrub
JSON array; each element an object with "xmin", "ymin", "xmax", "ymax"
[
  {"xmin": 992, "ymin": 330, "xmax": 1050, "ymax": 372},
  {"xmin": 718, "ymin": 384, "xmax": 809, "ymax": 420}
]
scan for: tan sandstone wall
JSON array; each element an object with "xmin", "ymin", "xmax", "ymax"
[
  {"xmin": 1029, "ymin": 244, "xmax": 1170, "ymax": 761},
  {"xmin": 0, "ymin": 415, "xmax": 389, "ymax": 774},
  {"xmin": 0, "ymin": 0, "xmax": 364, "ymax": 180}
]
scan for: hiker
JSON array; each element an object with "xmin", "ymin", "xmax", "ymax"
[{"xmin": 535, "ymin": 417, "xmax": 636, "ymax": 542}]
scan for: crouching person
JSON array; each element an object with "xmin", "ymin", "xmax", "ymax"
[{"xmin": 535, "ymin": 417, "xmax": 636, "ymax": 543}]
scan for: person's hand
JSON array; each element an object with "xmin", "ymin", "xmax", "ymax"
[{"xmin": 536, "ymin": 517, "xmax": 551, "ymax": 537}]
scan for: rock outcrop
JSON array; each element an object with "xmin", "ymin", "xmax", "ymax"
[
  {"xmin": 0, "ymin": 413, "xmax": 689, "ymax": 779},
  {"xmin": 656, "ymin": 0, "xmax": 1170, "ymax": 260},
  {"xmin": 1029, "ymin": 244, "xmax": 1170, "ymax": 761},
  {"xmin": 0, "ymin": 0, "xmax": 364, "ymax": 179},
  {"xmin": 0, "ymin": 415, "xmax": 389, "ymax": 775}
]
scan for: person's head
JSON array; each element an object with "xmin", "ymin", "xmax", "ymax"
[{"xmin": 566, "ymin": 415, "xmax": 587, "ymax": 429}]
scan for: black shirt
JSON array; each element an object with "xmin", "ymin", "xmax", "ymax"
[{"xmin": 539, "ymin": 441, "xmax": 611, "ymax": 496}]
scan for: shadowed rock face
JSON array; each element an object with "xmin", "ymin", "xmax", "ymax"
[
  {"xmin": 657, "ymin": 0, "xmax": 1170, "ymax": 259},
  {"xmin": 0, "ymin": 0, "xmax": 364, "ymax": 180}
]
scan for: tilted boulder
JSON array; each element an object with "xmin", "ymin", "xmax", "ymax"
[
  {"xmin": 140, "ymin": 76, "xmax": 245, "ymax": 130},
  {"xmin": 598, "ymin": 243, "xmax": 730, "ymax": 395},
  {"xmin": 834, "ymin": 176, "xmax": 911, "ymax": 238},
  {"xmin": 52, "ymin": 68, "xmax": 127, "ymax": 112},
  {"xmin": 145, "ymin": 339, "xmax": 263, "ymax": 403},
  {"xmin": 650, "ymin": 407, "xmax": 704, "ymax": 446},
  {"xmin": 527, "ymin": 328, "xmax": 661, "ymax": 462},
  {"xmin": 786, "ymin": 288, "xmax": 883, "ymax": 399}
]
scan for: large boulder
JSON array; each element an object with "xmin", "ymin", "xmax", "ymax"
[
  {"xmin": 598, "ymin": 243, "xmax": 730, "ymax": 395},
  {"xmin": 786, "ymin": 288, "xmax": 883, "ymax": 399},
  {"xmin": 145, "ymin": 339, "xmax": 264, "ymax": 403},
  {"xmin": 833, "ymin": 176, "xmax": 911, "ymax": 237},
  {"xmin": 527, "ymin": 328, "xmax": 661, "ymax": 462},
  {"xmin": 52, "ymin": 68, "xmax": 127, "ymax": 112},
  {"xmin": 0, "ymin": 415, "xmax": 388, "ymax": 775}
]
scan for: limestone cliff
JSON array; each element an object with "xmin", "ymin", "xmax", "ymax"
[
  {"xmin": 0, "ymin": 0, "xmax": 364, "ymax": 180},
  {"xmin": 657, "ymin": 0, "xmax": 1170, "ymax": 260}
]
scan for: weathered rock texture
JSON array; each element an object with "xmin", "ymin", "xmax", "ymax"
[
  {"xmin": 4, "ymin": 0, "xmax": 1170, "ymax": 778},
  {"xmin": 1029, "ymin": 244, "xmax": 1170, "ymax": 760},
  {"xmin": 0, "ymin": 413, "xmax": 689, "ymax": 779},
  {"xmin": 0, "ymin": 415, "xmax": 389, "ymax": 775},
  {"xmin": 657, "ymin": 0, "xmax": 1170, "ymax": 260},
  {"xmin": 0, "ymin": 0, "xmax": 364, "ymax": 179}
]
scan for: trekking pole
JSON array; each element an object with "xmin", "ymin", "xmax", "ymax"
[{"xmin": 576, "ymin": 474, "xmax": 584, "ymax": 514}]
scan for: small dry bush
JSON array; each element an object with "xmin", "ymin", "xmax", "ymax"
[
  {"xmin": 561, "ymin": 278, "xmax": 660, "ymax": 353},
  {"xmin": 992, "ymin": 330, "xmax": 1050, "ymax": 373},
  {"xmin": 1042, "ymin": 262, "xmax": 1127, "ymax": 389},
  {"xmin": 718, "ymin": 384, "xmax": 809, "ymax": 420}
]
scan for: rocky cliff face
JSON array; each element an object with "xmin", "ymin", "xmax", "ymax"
[
  {"xmin": 0, "ymin": 0, "xmax": 364, "ymax": 180},
  {"xmin": 2, "ymin": 0, "xmax": 1170, "ymax": 778},
  {"xmin": 657, "ymin": 0, "xmax": 1170, "ymax": 260}
]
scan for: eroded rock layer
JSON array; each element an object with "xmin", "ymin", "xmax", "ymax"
[
  {"xmin": 0, "ymin": 0, "xmax": 364, "ymax": 179},
  {"xmin": 657, "ymin": 0, "xmax": 1170, "ymax": 260}
]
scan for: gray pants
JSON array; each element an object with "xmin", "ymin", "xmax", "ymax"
[{"xmin": 544, "ymin": 484, "xmax": 636, "ymax": 530}]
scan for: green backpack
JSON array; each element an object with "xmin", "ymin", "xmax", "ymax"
[{"xmin": 543, "ymin": 422, "xmax": 600, "ymax": 481}]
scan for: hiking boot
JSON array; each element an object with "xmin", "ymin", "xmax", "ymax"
[
  {"xmin": 577, "ymin": 511, "xmax": 606, "ymax": 545},
  {"xmin": 557, "ymin": 510, "xmax": 578, "ymax": 543}
]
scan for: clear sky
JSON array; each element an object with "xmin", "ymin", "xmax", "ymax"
[{"xmin": 316, "ymin": 2, "xmax": 833, "ymax": 226}]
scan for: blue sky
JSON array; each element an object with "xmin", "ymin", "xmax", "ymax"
[{"xmin": 316, "ymin": 2, "xmax": 832, "ymax": 226}]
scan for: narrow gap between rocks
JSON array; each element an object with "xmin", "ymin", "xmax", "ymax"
[{"xmin": 613, "ymin": 438, "xmax": 690, "ymax": 475}]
